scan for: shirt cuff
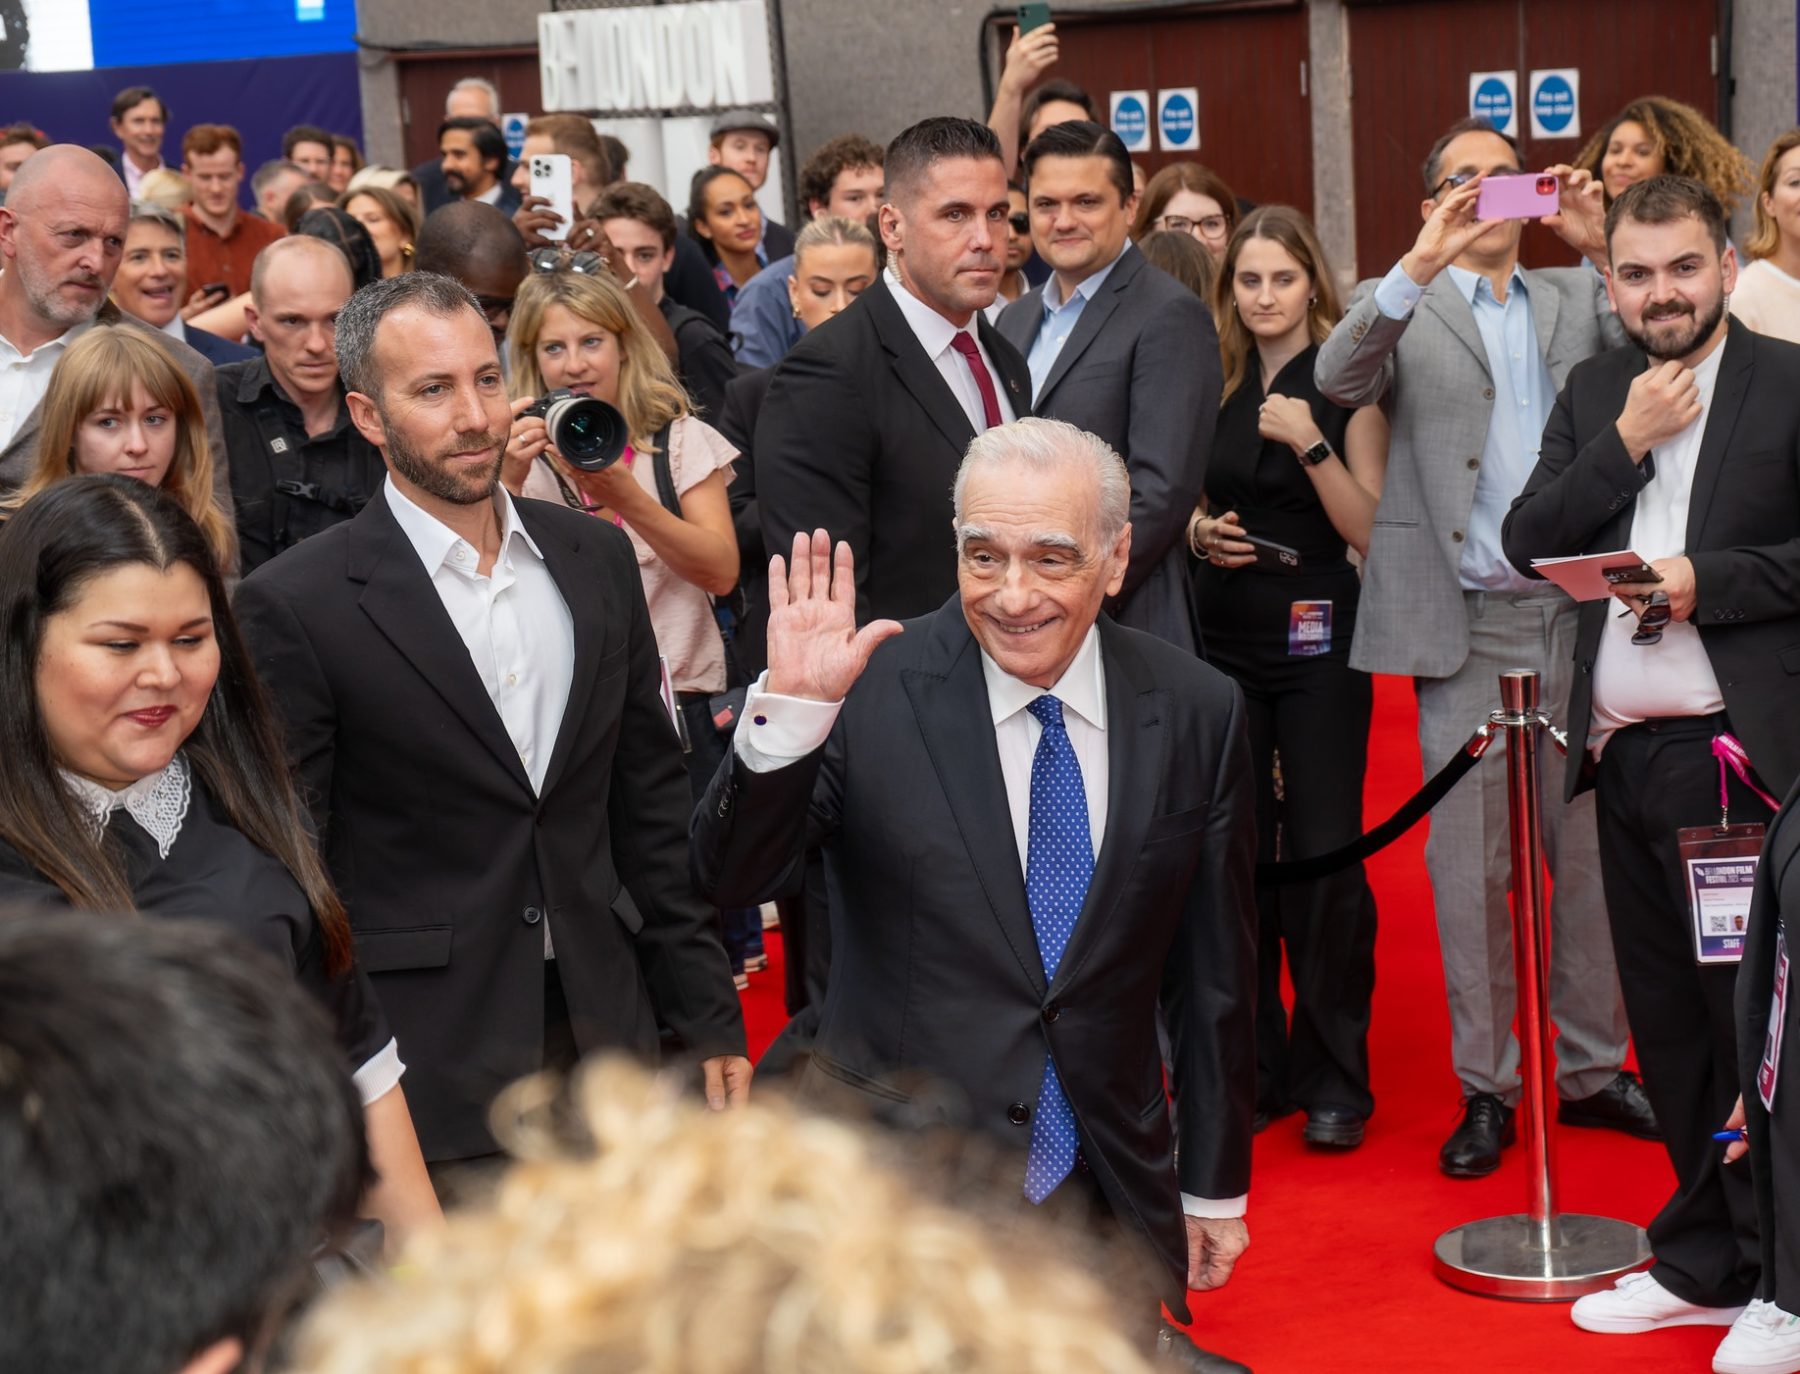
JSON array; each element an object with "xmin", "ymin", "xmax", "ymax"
[
  {"xmin": 1182, "ymin": 1192, "xmax": 1248, "ymax": 1219},
  {"xmin": 353, "ymin": 1037, "xmax": 405, "ymax": 1108},
  {"xmin": 1373, "ymin": 261, "xmax": 1424, "ymax": 321},
  {"xmin": 731, "ymin": 671, "xmax": 843, "ymax": 772}
]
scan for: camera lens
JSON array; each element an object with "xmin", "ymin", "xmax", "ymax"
[
  {"xmin": 1537, "ymin": 175, "xmax": 1556, "ymax": 194},
  {"xmin": 543, "ymin": 394, "xmax": 627, "ymax": 471}
]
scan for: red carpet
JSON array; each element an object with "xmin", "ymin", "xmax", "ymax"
[{"xmin": 733, "ymin": 676, "xmax": 1722, "ymax": 1371}]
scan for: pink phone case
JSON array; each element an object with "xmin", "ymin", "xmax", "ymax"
[{"xmin": 1475, "ymin": 173, "xmax": 1560, "ymax": 221}]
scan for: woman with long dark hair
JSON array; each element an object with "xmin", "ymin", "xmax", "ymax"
[
  {"xmin": 1189, "ymin": 205, "xmax": 1389, "ymax": 1150},
  {"xmin": 0, "ymin": 475, "xmax": 440, "ymax": 1247}
]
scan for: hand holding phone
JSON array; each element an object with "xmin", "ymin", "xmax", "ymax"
[
  {"xmin": 1475, "ymin": 172, "xmax": 1560, "ymax": 221},
  {"xmin": 1017, "ymin": 2, "xmax": 1051, "ymax": 33},
  {"xmin": 529, "ymin": 154, "xmax": 576, "ymax": 244}
]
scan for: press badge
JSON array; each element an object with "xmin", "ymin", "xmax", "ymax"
[
  {"xmin": 1758, "ymin": 924, "xmax": 1788, "ymax": 1111},
  {"xmin": 1678, "ymin": 823, "xmax": 1764, "ymax": 964},
  {"xmin": 1288, "ymin": 600, "xmax": 1332, "ymax": 657}
]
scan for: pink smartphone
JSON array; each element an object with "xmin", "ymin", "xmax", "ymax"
[{"xmin": 1476, "ymin": 173, "xmax": 1560, "ymax": 220}]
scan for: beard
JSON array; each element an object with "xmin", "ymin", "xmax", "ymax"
[
  {"xmin": 1623, "ymin": 291, "xmax": 1727, "ymax": 361},
  {"xmin": 383, "ymin": 412, "xmax": 505, "ymax": 506},
  {"xmin": 17, "ymin": 253, "xmax": 105, "ymax": 330},
  {"xmin": 442, "ymin": 168, "xmax": 468, "ymax": 195}
]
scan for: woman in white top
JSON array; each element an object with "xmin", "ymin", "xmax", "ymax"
[{"xmin": 1731, "ymin": 128, "xmax": 1800, "ymax": 345}]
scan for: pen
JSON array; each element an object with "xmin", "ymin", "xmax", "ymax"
[{"xmin": 1713, "ymin": 1129, "xmax": 1748, "ymax": 1142}]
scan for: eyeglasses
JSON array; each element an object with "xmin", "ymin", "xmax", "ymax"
[
  {"xmin": 1155, "ymin": 213, "xmax": 1229, "ymax": 240},
  {"xmin": 529, "ymin": 247, "xmax": 607, "ymax": 276},
  {"xmin": 1430, "ymin": 170, "xmax": 1477, "ymax": 198},
  {"xmin": 1008, "ymin": 212, "xmax": 1030, "ymax": 234},
  {"xmin": 1625, "ymin": 590, "xmax": 1672, "ymax": 646}
]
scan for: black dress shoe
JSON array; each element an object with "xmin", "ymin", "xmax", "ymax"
[
  {"xmin": 1302, "ymin": 1104, "xmax": 1367, "ymax": 1149},
  {"xmin": 1439, "ymin": 1092, "xmax": 1515, "ymax": 1177},
  {"xmin": 1558, "ymin": 1069, "xmax": 1662, "ymax": 1141},
  {"xmin": 1157, "ymin": 1324, "xmax": 1253, "ymax": 1373}
]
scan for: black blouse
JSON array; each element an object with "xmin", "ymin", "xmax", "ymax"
[
  {"xmin": 1204, "ymin": 343, "xmax": 1358, "ymax": 569},
  {"xmin": 0, "ymin": 780, "xmax": 391, "ymax": 1082}
]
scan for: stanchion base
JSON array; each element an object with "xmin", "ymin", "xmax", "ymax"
[{"xmin": 1433, "ymin": 1213, "xmax": 1652, "ymax": 1301}]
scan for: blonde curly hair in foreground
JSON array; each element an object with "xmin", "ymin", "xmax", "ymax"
[{"xmin": 291, "ymin": 1059, "xmax": 1155, "ymax": 1374}]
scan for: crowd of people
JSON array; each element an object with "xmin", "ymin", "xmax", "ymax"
[{"xmin": 3, "ymin": 31, "xmax": 1800, "ymax": 1374}]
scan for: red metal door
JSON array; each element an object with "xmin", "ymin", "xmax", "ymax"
[{"xmin": 395, "ymin": 49, "xmax": 544, "ymax": 170}]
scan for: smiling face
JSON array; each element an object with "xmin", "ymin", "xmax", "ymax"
[
  {"xmin": 697, "ymin": 172, "xmax": 763, "ymax": 258},
  {"xmin": 533, "ymin": 301, "xmax": 623, "ymax": 405},
  {"xmin": 1761, "ymin": 145, "xmax": 1800, "ymax": 254},
  {"xmin": 1230, "ymin": 234, "xmax": 1313, "ymax": 349},
  {"xmin": 329, "ymin": 143, "xmax": 358, "ymax": 194},
  {"xmin": 1607, "ymin": 212, "xmax": 1735, "ymax": 363},
  {"xmin": 956, "ymin": 454, "xmax": 1129, "ymax": 689},
  {"xmin": 110, "ymin": 98, "xmax": 165, "ymax": 166},
  {"xmin": 36, "ymin": 561, "xmax": 218, "ymax": 789},
  {"xmin": 1028, "ymin": 153, "xmax": 1134, "ymax": 285},
  {"xmin": 1157, "ymin": 188, "xmax": 1231, "ymax": 259},
  {"xmin": 73, "ymin": 381, "xmax": 179, "ymax": 487},
  {"xmin": 1601, "ymin": 120, "xmax": 1665, "ymax": 202},
  {"xmin": 881, "ymin": 155, "xmax": 1010, "ymax": 324},
  {"xmin": 112, "ymin": 219, "xmax": 186, "ymax": 327},
  {"xmin": 787, "ymin": 239, "xmax": 878, "ymax": 331},
  {"xmin": 440, "ymin": 130, "xmax": 497, "ymax": 199}
]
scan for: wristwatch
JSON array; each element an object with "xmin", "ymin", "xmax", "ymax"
[{"xmin": 1297, "ymin": 438, "xmax": 1334, "ymax": 467}]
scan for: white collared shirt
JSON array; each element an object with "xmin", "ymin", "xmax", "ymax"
[
  {"xmin": 731, "ymin": 626, "xmax": 1244, "ymax": 1219},
  {"xmin": 160, "ymin": 315, "xmax": 188, "ymax": 346},
  {"xmin": 475, "ymin": 182, "xmax": 503, "ymax": 207},
  {"xmin": 0, "ymin": 317, "xmax": 89, "ymax": 449},
  {"xmin": 1588, "ymin": 338, "xmax": 1729, "ymax": 752},
  {"xmin": 883, "ymin": 265, "xmax": 1017, "ymax": 433},
  {"xmin": 383, "ymin": 477, "xmax": 575, "ymax": 794}
]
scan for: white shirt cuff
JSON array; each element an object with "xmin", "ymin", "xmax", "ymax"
[
  {"xmin": 353, "ymin": 1037, "xmax": 405, "ymax": 1107},
  {"xmin": 1182, "ymin": 1192, "xmax": 1247, "ymax": 1219},
  {"xmin": 1373, "ymin": 260, "xmax": 1424, "ymax": 320},
  {"xmin": 731, "ymin": 671, "xmax": 843, "ymax": 772}
]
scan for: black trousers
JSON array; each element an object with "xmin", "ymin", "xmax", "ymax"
[
  {"xmin": 1595, "ymin": 715, "xmax": 1765, "ymax": 1306},
  {"xmin": 1200, "ymin": 564, "xmax": 1378, "ymax": 1116}
]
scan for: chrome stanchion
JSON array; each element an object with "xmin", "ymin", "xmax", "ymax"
[{"xmin": 1432, "ymin": 669, "xmax": 1651, "ymax": 1301}]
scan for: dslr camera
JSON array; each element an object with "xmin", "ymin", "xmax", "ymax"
[{"xmin": 521, "ymin": 388, "xmax": 629, "ymax": 471}]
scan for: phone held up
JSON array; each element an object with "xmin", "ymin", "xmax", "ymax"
[
  {"xmin": 529, "ymin": 153, "xmax": 576, "ymax": 242},
  {"xmin": 1017, "ymin": 2, "xmax": 1051, "ymax": 34},
  {"xmin": 1475, "ymin": 172, "xmax": 1560, "ymax": 222}
]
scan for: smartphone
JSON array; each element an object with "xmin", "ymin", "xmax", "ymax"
[
  {"xmin": 1017, "ymin": 2, "xmax": 1051, "ymax": 34},
  {"xmin": 1476, "ymin": 172, "xmax": 1560, "ymax": 221},
  {"xmin": 1244, "ymin": 534, "xmax": 1302, "ymax": 574},
  {"xmin": 529, "ymin": 153, "xmax": 575, "ymax": 243},
  {"xmin": 200, "ymin": 281, "xmax": 230, "ymax": 302},
  {"xmin": 1602, "ymin": 561, "xmax": 1662, "ymax": 585}
]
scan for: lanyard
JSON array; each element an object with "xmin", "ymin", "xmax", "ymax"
[{"xmin": 1715, "ymin": 732, "xmax": 1780, "ymax": 824}]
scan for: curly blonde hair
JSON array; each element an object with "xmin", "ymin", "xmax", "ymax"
[
  {"xmin": 290, "ymin": 1059, "xmax": 1157, "ymax": 1374},
  {"xmin": 1576, "ymin": 96, "xmax": 1755, "ymax": 212}
]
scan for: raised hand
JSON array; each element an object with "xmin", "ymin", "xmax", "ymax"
[
  {"xmin": 1540, "ymin": 164, "xmax": 1607, "ymax": 265},
  {"xmin": 764, "ymin": 529, "xmax": 903, "ymax": 702},
  {"xmin": 1401, "ymin": 175, "xmax": 1507, "ymax": 286},
  {"xmin": 999, "ymin": 22, "xmax": 1059, "ymax": 96},
  {"xmin": 1616, "ymin": 360, "xmax": 1702, "ymax": 461}
]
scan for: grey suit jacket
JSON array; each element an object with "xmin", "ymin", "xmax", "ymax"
[
  {"xmin": 0, "ymin": 301, "xmax": 235, "ymax": 527},
  {"xmin": 1314, "ymin": 264, "xmax": 1623, "ymax": 677},
  {"xmin": 998, "ymin": 244, "xmax": 1219, "ymax": 654}
]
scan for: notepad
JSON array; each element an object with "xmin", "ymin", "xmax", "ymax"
[{"xmin": 1528, "ymin": 550, "xmax": 1661, "ymax": 602}]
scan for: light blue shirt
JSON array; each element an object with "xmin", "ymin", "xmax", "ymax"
[
  {"xmin": 730, "ymin": 253, "xmax": 803, "ymax": 368},
  {"xmin": 1373, "ymin": 260, "xmax": 1552, "ymax": 592},
  {"xmin": 1027, "ymin": 243, "xmax": 1129, "ymax": 403}
]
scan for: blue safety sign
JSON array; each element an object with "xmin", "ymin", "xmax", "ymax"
[
  {"xmin": 1110, "ymin": 90, "xmax": 1150, "ymax": 153},
  {"xmin": 1529, "ymin": 69, "xmax": 1580, "ymax": 139}
]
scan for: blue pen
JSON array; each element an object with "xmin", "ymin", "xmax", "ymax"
[{"xmin": 1713, "ymin": 1128, "xmax": 1748, "ymax": 1141}]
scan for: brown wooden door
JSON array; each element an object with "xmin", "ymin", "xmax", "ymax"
[
  {"xmin": 992, "ymin": 2, "xmax": 1314, "ymax": 216},
  {"xmin": 1346, "ymin": 0, "xmax": 1722, "ymax": 279},
  {"xmin": 395, "ymin": 48, "xmax": 544, "ymax": 170}
]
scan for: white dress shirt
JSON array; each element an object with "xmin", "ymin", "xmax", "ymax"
[
  {"xmin": 160, "ymin": 315, "xmax": 188, "ymax": 346},
  {"xmin": 732, "ymin": 625, "xmax": 1245, "ymax": 1218},
  {"xmin": 1588, "ymin": 338, "xmax": 1728, "ymax": 754},
  {"xmin": 384, "ymin": 477, "xmax": 576, "ymax": 952},
  {"xmin": 0, "ymin": 316, "xmax": 89, "ymax": 450},
  {"xmin": 883, "ymin": 265, "xmax": 1017, "ymax": 433},
  {"xmin": 122, "ymin": 155, "xmax": 164, "ymax": 199}
]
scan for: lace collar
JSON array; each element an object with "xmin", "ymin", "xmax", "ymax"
[{"xmin": 61, "ymin": 753, "xmax": 192, "ymax": 860}]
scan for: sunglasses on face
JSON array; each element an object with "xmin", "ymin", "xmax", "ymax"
[
  {"xmin": 473, "ymin": 292, "xmax": 514, "ymax": 323},
  {"xmin": 1156, "ymin": 214, "xmax": 1228, "ymax": 239},
  {"xmin": 529, "ymin": 246, "xmax": 607, "ymax": 276},
  {"xmin": 1008, "ymin": 212, "xmax": 1030, "ymax": 234},
  {"xmin": 1619, "ymin": 589, "xmax": 1673, "ymax": 646}
]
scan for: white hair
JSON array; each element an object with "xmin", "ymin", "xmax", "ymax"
[
  {"xmin": 447, "ymin": 77, "xmax": 501, "ymax": 120},
  {"xmin": 952, "ymin": 418, "xmax": 1131, "ymax": 548}
]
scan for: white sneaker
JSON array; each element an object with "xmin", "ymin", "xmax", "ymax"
[
  {"xmin": 1714, "ymin": 1299, "xmax": 1800, "ymax": 1374},
  {"xmin": 1571, "ymin": 1270, "xmax": 1747, "ymax": 1334}
]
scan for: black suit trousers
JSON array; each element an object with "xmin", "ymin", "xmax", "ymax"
[{"xmin": 1595, "ymin": 716, "xmax": 1766, "ymax": 1305}]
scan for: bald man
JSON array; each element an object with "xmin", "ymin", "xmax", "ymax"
[
  {"xmin": 0, "ymin": 145, "xmax": 232, "ymax": 521},
  {"xmin": 216, "ymin": 235, "xmax": 384, "ymax": 573}
]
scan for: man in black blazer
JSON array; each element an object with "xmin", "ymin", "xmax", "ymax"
[
  {"xmin": 1503, "ymin": 176, "xmax": 1800, "ymax": 1343},
  {"xmin": 998, "ymin": 121, "xmax": 1218, "ymax": 652},
  {"xmin": 237, "ymin": 272, "xmax": 749, "ymax": 1170},
  {"xmin": 755, "ymin": 117, "xmax": 1032, "ymax": 624},
  {"xmin": 695, "ymin": 419, "xmax": 1256, "ymax": 1372}
]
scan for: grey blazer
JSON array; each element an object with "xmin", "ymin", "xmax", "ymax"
[
  {"xmin": 0, "ymin": 302, "xmax": 235, "ymax": 527},
  {"xmin": 998, "ymin": 244, "xmax": 1219, "ymax": 654},
  {"xmin": 1314, "ymin": 265, "xmax": 1623, "ymax": 677}
]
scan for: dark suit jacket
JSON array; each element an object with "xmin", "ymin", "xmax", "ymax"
[
  {"xmin": 236, "ymin": 492, "xmax": 746, "ymax": 1160},
  {"xmin": 183, "ymin": 323, "xmax": 257, "ymax": 366},
  {"xmin": 691, "ymin": 601, "xmax": 1257, "ymax": 1311},
  {"xmin": 661, "ymin": 296, "xmax": 739, "ymax": 423},
  {"xmin": 998, "ymin": 245, "xmax": 1220, "ymax": 652},
  {"xmin": 1502, "ymin": 323, "xmax": 1800, "ymax": 800},
  {"xmin": 411, "ymin": 156, "xmax": 521, "ymax": 216},
  {"xmin": 717, "ymin": 364, "xmax": 774, "ymax": 678},
  {"xmin": 754, "ymin": 275, "xmax": 1033, "ymax": 623}
]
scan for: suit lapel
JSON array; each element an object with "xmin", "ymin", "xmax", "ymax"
[
  {"xmin": 525, "ymin": 503, "xmax": 605, "ymax": 798},
  {"xmin": 869, "ymin": 277, "xmax": 977, "ymax": 453},
  {"xmin": 1035, "ymin": 248, "xmax": 1138, "ymax": 404},
  {"xmin": 1050, "ymin": 619, "xmax": 1163, "ymax": 995},
  {"xmin": 350, "ymin": 497, "xmax": 535, "ymax": 796},
  {"xmin": 1420, "ymin": 280, "xmax": 1492, "ymax": 379},
  {"xmin": 1525, "ymin": 268, "xmax": 1561, "ymax": 364},
  {"xmin": 979, "ymin": 310, "xmax": 1032, "ymax": 418},
  {"xmin": 1685, "ymin": 324, "xmax": 1754, "ymax": 550},
  {"xmin": 902, "ymin": 607, "xmax": 1045, "ymax": 995}
]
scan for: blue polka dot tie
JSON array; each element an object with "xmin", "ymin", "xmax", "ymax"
[{"xmin": 1022, "ymin": 693, "xmax": 1092, "ymax": 1204}]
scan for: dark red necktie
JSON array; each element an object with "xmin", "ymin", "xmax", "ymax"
[{"xmin": 949, "ymin": 330, "xmax": 1003, "ymax": 429}]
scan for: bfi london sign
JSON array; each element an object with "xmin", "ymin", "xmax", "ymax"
[{"xmin": 538, "ymin": 1, "xmax": 776, "ymax": 113}]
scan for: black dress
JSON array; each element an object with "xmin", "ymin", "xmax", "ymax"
[
  {"xmin": 0, "ymin": 773, "xmax": 392, "ymax": 1088},
  {"xmin": 1193, "ymin": 342, "xmax": 1379, "ymax": 1121}
]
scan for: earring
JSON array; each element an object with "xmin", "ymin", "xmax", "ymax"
[
  {"xmin": 791, "ymin": 302, "xmax": 802, "ymax": 320},
  {"xmin": 1308, "ymin": 295, "xmax": 1317, "ymax": 307}
]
